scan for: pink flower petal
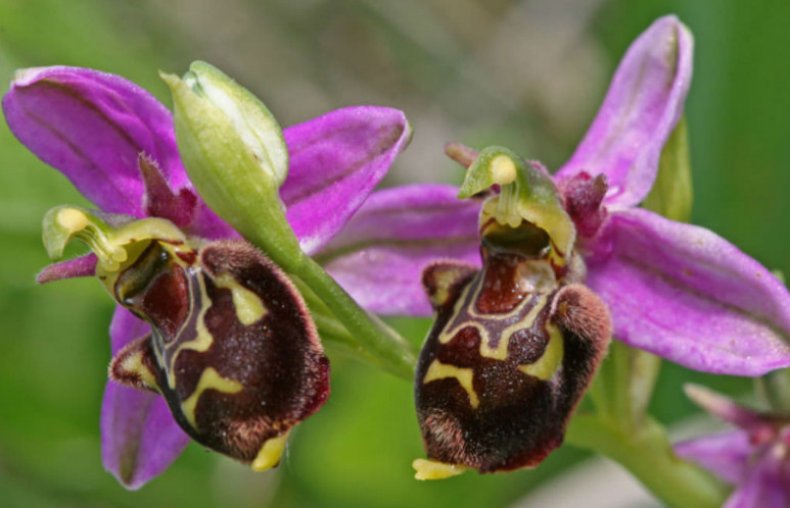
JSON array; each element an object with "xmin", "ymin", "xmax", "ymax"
[
  {"xmin": 319, "ymin": 184, "xmax": 481, "ymax": 316},
  {"xmin": 2, "ymin": 66, "xmax": 234, "ymax": 240},
  {"xmin": 555, "ymin": 16, "xmax": 693, "ymax": 208},
  {"xmin": 675, "ymin": 430, "xmax": 751, "ymax": 484},
  {"xmin": 282, "ymin": 106, "xmax": 411, "ymax": 254},
  {"xmin": 586, "ymin": 208, "xmax": 790, "ymax": 375},
  {"xmin": 100, "ymin": 307, "xmax": 188, "ymax": 489},
  {"xmin": 723, "ymin": 446, "xmax": 790, "ymax": 508},
  {"xmin": 36, "ymin": 254, "xmax": 97, "ymax": 284},
  {"xmin": 3, "ymin": 66, "xmax": 186, "ymax": 216}
]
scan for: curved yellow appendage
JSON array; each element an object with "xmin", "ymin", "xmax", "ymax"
[
  {"xmin": 251, "ymin": 432, "xmax": 290, "ymax": 472},
  {"xmin": 412, "ymin": 458, "xmax": 467, "ymax": 480}
]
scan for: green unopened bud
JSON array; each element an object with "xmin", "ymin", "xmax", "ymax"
[
  {"xmin": 183, "ymin": 61, "xmax": 288, "ymax": 187},
  {"xmin": 459, "ymin": 146, "xmax": 576, "ymax": 265},
  {"xmin": 161, "ymin": 62, "xmax": 301, "ymax": 270}
]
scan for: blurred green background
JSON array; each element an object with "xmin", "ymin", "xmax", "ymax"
[{"xmin": 0, "ymin": 0, "xmax": 787, "ymax": 506}]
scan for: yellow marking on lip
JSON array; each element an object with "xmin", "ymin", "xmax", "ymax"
[
  {"xmin": 214, "ymin": 273, "xmax": 268, "ymax": 326},
  {"xmin": 423, "ymin": 360, "xmax": 479, "ymax": 408},
  {"xmin": 519, "ymin": 324, "xmax": 564, "ymax": 381},
  {"xmin": 429, "ymin": 267, "xmax": 469, "ymax": 308},
  {"xmin": 251, "ymin": 432, "xmax": 290, "ymax": 472},
  {"xmin": 412, "ymin": 458, "xmax": 467, "ymax": 480},
  {"xmin": 439, "ymin": 284, "xmax": 473, "ymax": 345},
  {"xmin": 438, "ymin": 284, "xmax": 491, "ymax": 346},
  {"xmin": 118, "ymin": 348, "xmax": 159, "ymax": 391},
  {"xmin": 180, "ymin": 367, "xmax": 243, "ymax": 429},
  {"xmin": 478, "ymin": 293, "xmax": 548, "ymax": 360},
  {"xmin": 167, "ymin": 274, "xmax": 214, "ymax": 389}
]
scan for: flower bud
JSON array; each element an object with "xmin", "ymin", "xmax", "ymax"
[{"xmin": 161, "ymin": 62, "xmax": 301, "ymax": 268}]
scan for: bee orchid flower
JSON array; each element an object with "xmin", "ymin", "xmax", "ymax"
[
  {"xmin": 2, "ymin": 65, "xmax": 410, "ymax": 488},
  {"xmin": 316, "ymin": 15, "xmax": 790, "ymax": 477},
  {"xmin": 323, "ymin": 15, "xmax": 790, "ymax": 378}
]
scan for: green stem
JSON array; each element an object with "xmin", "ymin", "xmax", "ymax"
[
  {"xmin": 293, "ymin": 277, "xmax": 395, "ymax": 373},
  {"xmin": 566, "ymin": 414, "xmax": 729, "ymax": 508},
  {"xmin": 290, "ymin": 254, "xmax": 416, "ymax": 380},
  {"xmin": 242, "ymin": 218, "xmax": 416, "ymax": 380},
  {"xmin": 610, "ymin": 341, "xmax": 634, "ymax": 432}
]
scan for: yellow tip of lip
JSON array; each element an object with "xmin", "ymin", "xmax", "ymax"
[
  {"xmin": 251, "ymin": 433, "xmax": 289, "ymax": 472},
  {"xmin": 412, "ymin": 458, "xmax": 467, "ymax": 480}
]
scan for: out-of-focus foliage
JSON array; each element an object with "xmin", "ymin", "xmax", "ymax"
[{"xmin": 0, "ymin": 0, "xmax": 787, "ymax": 506}]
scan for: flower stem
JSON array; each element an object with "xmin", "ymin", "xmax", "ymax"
[
  {"xmin": 239, "ymin": 217, "xmax": 416, "ymax": 380},
  {"xmin": 291, "ymin": 276, "xmax": 401, "ymax": 374},
  {"xmin": 290, "ymin": 254, "xmax": 416, "ymax": 380},
  {"xmin": 566, "ymin": 414, "xmax": 729, "ymax": 508}
]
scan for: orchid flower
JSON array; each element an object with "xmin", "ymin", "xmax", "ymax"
[
  {"xmin": 675, "ymin": 384, "xmax": 790, "ymax": 507},
  {"xmin": 324, "ymin": 15, "xmax": 790, "ymax": 378},
  {"xmin": 2, "ymin": 65, "xmax": 410, "ymax": 488}
]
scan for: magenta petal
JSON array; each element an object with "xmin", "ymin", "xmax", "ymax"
[
  {"xmin": 722, "ymin": 448, "xmax": 790, "ymax": 508},
  {"xmin": 2, "ymin": 66, "xmax": 188, "ymax": 217},
  {"xmin": 586, "ymin": 208, "xmax": 790, "ymax": 375},
  {"xmin": 555, "ymin": 16, "xmax": 693, "ymax": 207},
  {"xmin": 318, "ymin": 184, "xmax": 481, "ymax": 316},
  {"xmin": 281, "ymin": 106, "xmax": 411, "ymax": 254},
  {"xmin": 101, "ymin": 307, "xmax": 188, "ymax": 489},
  {"xmin": 36, "ymin": 254, "xmax": 97, "ymax": 284},
  {"xmin": 674, "ymin": 430, "xmax": 750, "ymax": 484}
]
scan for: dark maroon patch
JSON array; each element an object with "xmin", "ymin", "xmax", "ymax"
[{"xmin": 475, "ymin": 253, "xmax": 524, "ymax": 314}]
